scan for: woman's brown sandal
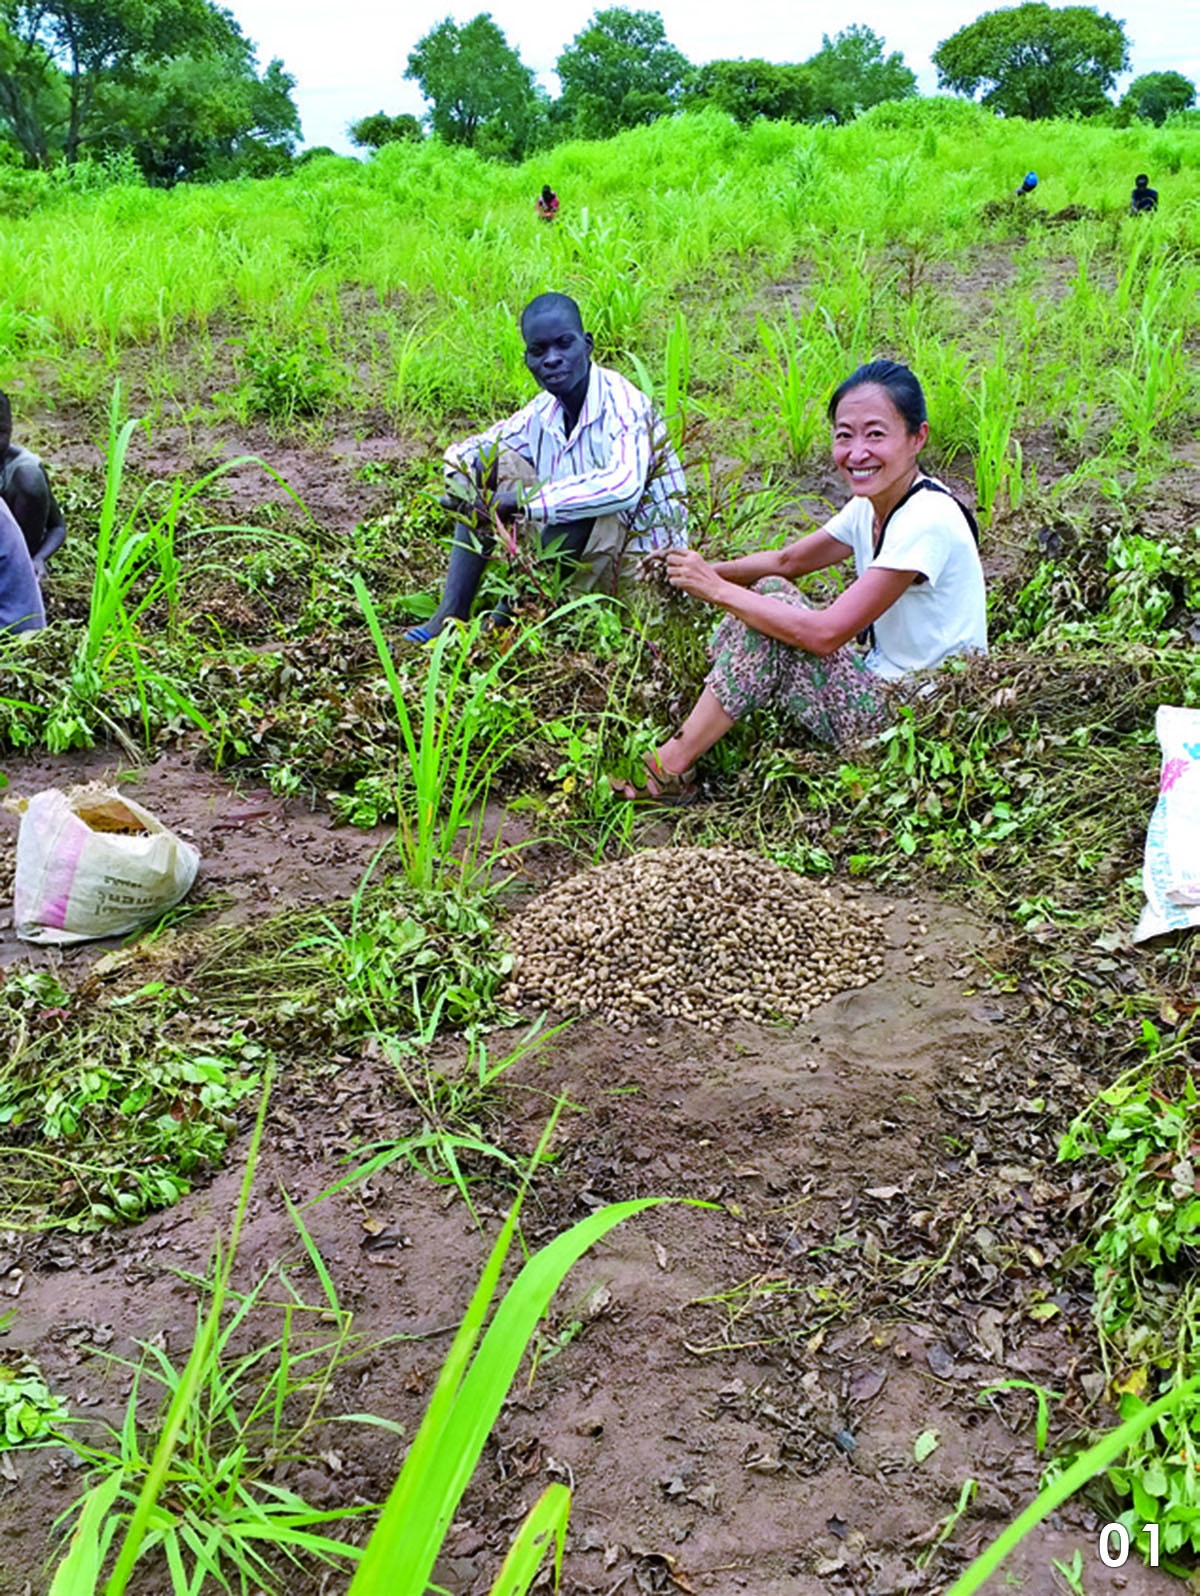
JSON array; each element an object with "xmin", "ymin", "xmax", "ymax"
[{"xmin": 609, "ymin": 752, "xmax": 698, "ymax": 805}]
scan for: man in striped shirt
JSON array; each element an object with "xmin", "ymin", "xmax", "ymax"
[{"xmin": 404, "ymin": 292, "xmax": 687, "ymax": 643}]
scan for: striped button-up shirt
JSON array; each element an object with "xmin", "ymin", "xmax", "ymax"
[{"xmin": 445, "ymin": 363, "xmax": 687, "ymax": 551}]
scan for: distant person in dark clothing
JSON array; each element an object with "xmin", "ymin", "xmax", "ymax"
[
  {"xmin": 536, "ymin": 184, "xmax": 560, "ymax": 222},
  {"xmin": 1130, "ymin": 174, "xmax": 1158, "ymax": 214},
  {"xmin": 1014, "ymin": 171, "xmax": 1038, "ymax": 197},
  {"xmin": 0, "ymin": 392, "xmax": 66, "ymax": 579}
]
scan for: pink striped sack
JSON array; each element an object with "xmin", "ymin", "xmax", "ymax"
[{"xmin": 13, "ymin": 784, "xmax": 200, "ymax": 945}]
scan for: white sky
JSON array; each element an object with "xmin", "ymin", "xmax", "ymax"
[{"xmin": 228, "ymin": 0, "xmax": 1200, "ymax": 154}]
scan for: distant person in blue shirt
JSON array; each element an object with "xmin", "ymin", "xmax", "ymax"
[
  {"xmin": 1130, "ymin": 174, "xmax": 1158, "ymax": 214},
  {"xmin": 1015, "ymin": 171, "xmax": 1038, "ymax": 197}
]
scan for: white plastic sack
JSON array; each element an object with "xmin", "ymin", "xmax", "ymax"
[
  {"xmin": 1134, "ymin": 706, "xmax": 1200, "ymax": 943},
  {"xmin": 13, "ymin": 783, "xmax": 201, "ymax": 945}
]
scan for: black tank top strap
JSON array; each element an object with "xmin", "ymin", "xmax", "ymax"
[
  {"xmin": 873, "ymin": 476, "xmax": 978, "ymax": 562},
  {"xmin": 858, "ymin": 478, "xmax": 979, "ymax": 650}
]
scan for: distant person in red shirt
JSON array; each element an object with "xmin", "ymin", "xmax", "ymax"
[{"xmin": 536, "ymin": 184, "xmax": 560, "ymax": 222}]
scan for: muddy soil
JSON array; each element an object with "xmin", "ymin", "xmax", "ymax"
[
  {"xmin": 0, "ymin": 832, "xmax": 1179, "ymax": 1596},
  {"xmin": 28, "ymin": 403, "xmax": 426, "ymax": 546}
]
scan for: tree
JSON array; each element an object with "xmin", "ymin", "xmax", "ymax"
[
  {"xmin": 804, "ymin": 26, "xmax": 916, "ymax": 124},
  {"xmin": 932, "ymin": 4, "xmax": 1129, "ymax": 120},
  {"xmin": 0, "ymin": 26, "xmax": 61, "ymax": 164},
  {"xmin": 1119, "ymin": 70, "xmax": 1196, "ymax": 125},
  {"xmin": 0, "ymin": 0, "xmax": 238, "ymax": 164},
  {"xmin": 93, "ymin": 47, "xmax": 300, "ymax": 182},
  {"xmin": 683, "ymin": 58, "xmax": 814, "ymax": 124},
  {"xmin": 348, "ymin": 110, "xmax": 422, "ymax": 150},
  {"xmin": 555, "ymin": 8, "xmax": 689, "ymax": 139},
  {"xmin": 405, "ymin": 14, "xmax": 536, "ymax": 157}
]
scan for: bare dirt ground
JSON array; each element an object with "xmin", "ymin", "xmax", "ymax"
[
  {"xmin": 0, "ymin": 765, "xmax": 1180, "ymax": 1592},
  {"xmin": 46, "ymin": 422, "xmax": 417, "ymax": 521},
  {"xmin": 0, "ymin": 745, "xmax": 396, "ymax": 965}
]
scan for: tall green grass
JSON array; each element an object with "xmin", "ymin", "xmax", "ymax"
[
  {"xmin": 46, "ymin": 385, "xmax": 308, "ymax": 753},
  {"xmin": 754, "ymin": 306, "xmax": 831, "ymax": 463},
  {"xmin": 3, "ymin": 110, "xmax": 1197, "ymax": 466},
  {"xmin": 973, "ymin": 345, "xmax": 1025, "ymax": 524},
  {"xmin": 353, "ymin": 576, "xmax": 603, "ymax": 894}
]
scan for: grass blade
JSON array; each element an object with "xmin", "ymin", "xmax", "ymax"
[
  {"xmin": 101, "ymin": 1068, "xmax": 274, "ymax": 1596},
  {"xmin": 945, "ymin": 1376, "xmax": 1200, "ymax": 1594},
  {"xmin": 49, "ymin": 1472, "xmax": 125, "ymax": 1596},
  {"xmin": 348, "ymin": 1195, "xmax": 669, "ymax": 1594},
  {"xmin": 487, "ymin": 1483, "xmax": 571, "ymax": 1596}
]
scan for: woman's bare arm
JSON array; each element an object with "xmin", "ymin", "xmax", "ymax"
[
  {"xmin": 712, "ymin": 529, "xmax": 852, "ymax": 587},
  {"xmin": 667, "ymin": 550, "xmax": 916, "ymax": 656}
]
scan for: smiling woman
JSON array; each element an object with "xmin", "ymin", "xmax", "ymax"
[{"xmin": 612, "ymin": 359, "xmax": 988, "ymax": 802}]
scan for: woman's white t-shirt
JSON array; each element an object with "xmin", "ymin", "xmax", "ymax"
[{"xmin": 824, "ymin": 479, "xmax": 988, "ymax": 682}]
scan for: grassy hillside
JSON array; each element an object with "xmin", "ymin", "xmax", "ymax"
[{"xmin": 0, "ymin": 103, "xmax": 1196, "ymax": 463}]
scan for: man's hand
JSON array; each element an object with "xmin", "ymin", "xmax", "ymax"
[
  {"xmin": 491, "ymin": 489, "xmax": 521, "ymax": 524},
  {"xmin": 438, "ymin": 487, "xmax": 523, "ymax": 528},
  {"xmin": 31, "ymin": 554, "xmax": 46, "ymax": 582},
  {"xmin": 666, "ymin": 549, "xmax": 727, "ymax": 604}
]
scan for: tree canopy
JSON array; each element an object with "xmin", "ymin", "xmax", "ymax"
[
  {"xmin": 90, "ymin": 44, "xmax": 298, "ymax": 182},
  {"xmin": 369, "ymin": 8, "xmax": 916, "ymax": 157},
  {"xmin": 1119, "ymin": 70, "xmax": 1196, "ymax": 125},
  {"xmin": 0, "ymin": 0, "xmax": 300, "ymax": 175},
  {"xmin": 555, "ymin": 8, "xmax": 689, "ymax": 138},
  {"xmin": 683, "ymin": 29, "xmax": 915, "ymax": 129},
  {"xmin": 349, "ymin": 111, "xmax": 422, "ymax": 150},
  {"xmin": 0, "ymin": 0, "xmax": 252, "ymax": 164},
  {"xmin": 805, "ymin": 26, "xmax": 917, "ymax": 124},
  {"xmin": 405, "ymin": 13, "xmax": 538, "ymax": 158},
  {"xmin": 932, "ymin": 3, "xmax": 1129, "ymax": 120},
  {"xmin": 683, "ymin": 58, "xmax": 814, "ymax": 125}
]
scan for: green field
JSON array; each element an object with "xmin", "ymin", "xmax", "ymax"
[{"xmin": 1, "ymin": 103, "xmax": 1199, "ymax": 1594}]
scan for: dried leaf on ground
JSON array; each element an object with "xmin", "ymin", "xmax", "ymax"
[
  {"xmin": 849, "ymin": 1366, "xmax": 887, "ymax": 1402},
  {"xmin": 975, "ymin": 1307, "xmax": 1005, "ymax": 1362}
]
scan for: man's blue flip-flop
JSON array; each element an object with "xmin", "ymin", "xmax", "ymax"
[{"xmin": 403, "ymin": 618, "xmax": 469, "ymax": 645}]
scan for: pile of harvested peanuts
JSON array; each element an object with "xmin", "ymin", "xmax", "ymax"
[{"xmin": 505, "ymin": 845, "xmax": 885, "ymax": 1030}]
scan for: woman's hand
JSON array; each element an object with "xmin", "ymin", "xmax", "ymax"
[{"xmin": 666, "ymin": 549, "xmax": 727, "ymax": 604}]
